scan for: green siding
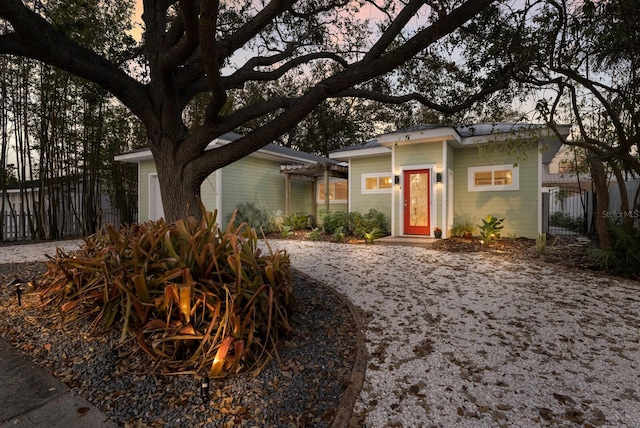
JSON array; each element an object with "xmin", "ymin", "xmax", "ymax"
[
  {"xmin": 222, "ymin": 157, "xmax": 287, "ymax": 223},
  {"xmin": 290, "ymin": 180, "xmax": 313, "ymax": 215},
  {"xmin": 453, "ymin": 145, "xmax": 540, "ymax": 238},
  {"xmin": 350, "ymin": 155, "xmax": 392, "ymax": 230},
  {"xmin": 138, "ymin": 156, "xmax": 311, "ymax": 224}
]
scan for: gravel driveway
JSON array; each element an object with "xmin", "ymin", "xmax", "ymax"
[
  {"xmin": 3, "ymin": 238, "xmax": 640, "ymax": 427},
  {"xmin": 263, "ymin": 240, "xmax": 640, "ymax": 427}
]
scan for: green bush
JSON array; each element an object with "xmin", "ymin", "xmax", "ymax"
[
  {"xmin": 321, "ymin": 211, "xmax": 352, "ymax": 235},
  {"xmin": 478, "ymin": 215, "xmax": 504, "ymax": 247},
  {"xmin": 589, "ymin": 223, "xmax": 640, "ymax": 278},
  {"xmin": 451, "ymin": 221, "xmax": 476, "ymax": 237},
  {"xmin": 549, "ymin": 211, "xmax": 585, "ymax": 232},
  {"xmin": 308, "ymin": 227, "xmax": 321, "ymax": 241},
  {"xmin": 284, "ymin": 213, "xmax": 311, "ymax": 230},
  {"xmin": 322, "ymin": 209, "xmax": 388, "ymax": 238},
  {"xmin": 40, "ymin": 209, "xmax": 294, "ymax": 378},
  {"xmin": 232, "ymin": 202, "xmax": 270, "ymax": 233}
]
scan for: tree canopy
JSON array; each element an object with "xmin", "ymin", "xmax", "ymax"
[
  {"xmin": 0, "ymin": 0, "xmax": 527, "ymax": 221},
  {"xmin": 510, "ymin": 0, "xmax": 640, "ymax": 246}
]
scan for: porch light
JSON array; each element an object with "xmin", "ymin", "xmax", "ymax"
[
  {"xmin": 436, "ymin": 173, "xmax": 442, "ymax": 183},
  {"xmin": 394, "ymin": 175, "xmax": 400, "ymax": 185}
]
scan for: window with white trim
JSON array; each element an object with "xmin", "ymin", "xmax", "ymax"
[
  {"xmin": 468, "ymin": 164, "xmax": 519, "ymax": 191},
  {"xmin": 361, "ymin": 173, "xmax": 393, "ymax": 194},
  {"xmin": 317, "ymin": 179, "xmax": 348, "ymax": 203}
]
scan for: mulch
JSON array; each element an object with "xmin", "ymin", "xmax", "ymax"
[
  {"xmin": 0, "ymin": 263, "xmax": 358, "ymax": 427},
  {"xmin": 431, "ymin": 235, "xmax": 603, "ymax": 272}
]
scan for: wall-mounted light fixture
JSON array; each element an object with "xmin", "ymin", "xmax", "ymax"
[
  {"xmin": 394, "ymin": 175, "xmax": 400, "ymax": 185},
  {"xmin": 436, "ymin": 173, "xmax": 442, "ymax": 183}
]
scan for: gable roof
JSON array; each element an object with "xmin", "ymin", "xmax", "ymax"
[
  {"xmin": 330, "ymin": 122, "xmax": 570, "ymax": 163},
  {"xmin": 115, "ymin": 132, "xmax": 341, "ymax": 165}
]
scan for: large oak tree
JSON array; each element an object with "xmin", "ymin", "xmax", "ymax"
[{"xmin": 0, "ymin": 0, "xmax": 518, "ymax": 222}]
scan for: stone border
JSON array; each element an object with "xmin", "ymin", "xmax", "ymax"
[
  {"xmin": 292, "ymin": 269, "xmax": 368, "ymax": 427},
  {"xmin": 325, "ymin": 284, "xmax": 368, "ymax": 427}
]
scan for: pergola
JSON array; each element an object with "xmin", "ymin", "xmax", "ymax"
[{"xmin": 280, "ymin": 163, "xmax": 348, "ymax": 217}]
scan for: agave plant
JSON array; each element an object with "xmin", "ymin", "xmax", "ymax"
[{"xmin": 39, "ymin": 208, "xmax": 294, "ymax": 377}]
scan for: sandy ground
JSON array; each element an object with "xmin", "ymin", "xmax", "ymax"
[{"xmin": 3, "ymin": 239, "xmax": 640, "ymax": 427}]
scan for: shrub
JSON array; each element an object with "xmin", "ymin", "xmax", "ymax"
[
  {"xmin": 284, "ymin": 213, "xmax": 311, "ymax": 230},
  {"xmin": 549, "ymin": 211, "xmax": 585, "ymax": 233},
  {"xmin": 322, "ymin": 209, "xmax": 388, "ymax": 238},
  {"xmin": 308, "ymin": 227, "xmax": 321, "ymax": 241},
  {"xmin": 39, "ymin": 209, "xmax": 294, "ymax": 378},
  {"xmin": 362, "ymin": 209, "xmax": 389, "ymax": 235},
  {"xmin": 267, "ymin": 209, "xmax": 286, "ymax": 234},
  {"xmin": 478, "ymin": 215, "xmax": 504, "ymax": 247},
  {"xmin": 280, "ymin": 224, "xmax": 293, "ymax": 238},
  {"xmin": 321, "ymin": 211, "xmax": 351, "ymax": 235},
  {"xmin": 451, "ymin": 221, "xmax": 476, "ymax": 237},
  {"xmin": 232, "ymin": 202, "xmax": 270, "ymax": 233},
  {"xmin": 332, "ymin": 225, "xmax": 346, "ymax": 242},
  {"xmin": 589, "ymin": 223, "xmax": 640, "ymax": 278}
]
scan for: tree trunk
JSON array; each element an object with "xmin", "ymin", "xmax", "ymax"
[
  {"xmin": 589, "ymin": 156, "xmax": 611, "ymax": 249},
  {"xmin": 153, "ymin": 139, "xmax": 203, "ymax": 223}
]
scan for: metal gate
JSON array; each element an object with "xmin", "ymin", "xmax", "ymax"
[{"xmin": 542, "ymin": 187, "xmax": 590, "ymax": 235}]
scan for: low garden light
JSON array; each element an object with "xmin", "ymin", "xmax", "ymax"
[
  {"xmin": 200, "ymin": 375, "xmax": 210, "ymax": 403},
  {"xmin": 7, "ymin": 278, "xmax": 30, "ymax": 306}
]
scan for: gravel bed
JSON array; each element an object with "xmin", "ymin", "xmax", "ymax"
[{"xmin": 0, "ymin": 262, "xmax": 357, "ymax": 427}]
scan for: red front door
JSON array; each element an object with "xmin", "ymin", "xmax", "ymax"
[{"xmin": 403, "ymin": 169, "xmax": 431, "ymax": 235}]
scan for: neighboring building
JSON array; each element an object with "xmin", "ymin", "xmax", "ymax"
[
  {"xmin": 115, "ymin": 132, "xmax": 347, "ymax": 224},
  {"xmin": 329, "ymin": 123, "xmax": 570, "ymax": 239}
]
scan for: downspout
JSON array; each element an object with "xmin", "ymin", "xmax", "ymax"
[
  {"xmin": 537, "ymin": 144, "xmax": 543, "ymax": 234},
  {"xmin": 347, "ymin": 159, "xmax": 352, "ymax": 213},
  {"xmin": 215, "ymin": 168, "xmax": 222, "ymax": 216},
  {"xmin": 442, "ymin": 140, "xmax": 447, "ymax": 238},
  {"xmin": 324, "ymin": 164, "xmax": 330, "ymax": 213}
]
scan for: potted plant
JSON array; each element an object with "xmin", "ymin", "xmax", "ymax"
[{"xmin": 434, "ymin": 227, "xmax": 442, "ymax": 239}]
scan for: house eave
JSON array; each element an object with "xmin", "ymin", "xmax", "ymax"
[
  {"xmin": 329, "ymin": 146, "xmax": 390, "ymax": 160},
  {"xmin": 377, "ymin": 127, "xmax": 461, "ymax": 146},
  {"xmin": 115, "ymin": 138, "xmax": 326, "ymax": 165}
]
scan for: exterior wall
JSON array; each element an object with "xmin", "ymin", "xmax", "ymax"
[
  {"xmin": 453, "ymin": 145, "xmax": 540, "ymax": 238},
  {"xmin": 349, "ymin": 155, "xmax": 392, "ymax": 230},
  {"xmin": 394, "ymin": 142, "xmax": 444, "ymax": 236},
  {"xmin": 446, "ymin": 143, "xmax": 456, "ymax": 234},
  {"xmin": 290, "ymin": 180, "xmax": 314, "ymax": 216},
  {"xmin": 221, "ymin": 156, "xmax": 288, "ymax": 224},
  {"xmin": 139, "ymin": 157, "xmax": 311, "ymax": 224}
]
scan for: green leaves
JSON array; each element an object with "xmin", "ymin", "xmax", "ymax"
[
  {"xmin": 478, "ymin": 215, "xmax": 505, "ymax": 247},
  {"xmin": 39, "ymin": 209, "xmax": 294, "ymax": 377}
]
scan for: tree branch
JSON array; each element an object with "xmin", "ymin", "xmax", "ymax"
[
  {"xmin": 334, "ymin": 78, "xmax": 510, "ymax": 114},
  {"xmin": 0, "ymin": 0, "xmax": 151, "ymax": 122}
]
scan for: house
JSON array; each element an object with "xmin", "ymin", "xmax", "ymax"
[
  {"xmin": 114, "ymin": 132, "xmax": 347, "ymax": 224},
  {"xmin": 329, "ymin": 123, "xmax": 570, "ymax": 239}
]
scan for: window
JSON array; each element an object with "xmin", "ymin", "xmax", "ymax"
[
  {"xmin": 362, "ymin": 173, "xmax": 393, "ymax": 194},
  {"xmin": 318, "ymin": 180, "xmax": 348, "ymax": 203},
  {"xmin": 468, "ymin": 164, "xmax": 519, "ymax": 191}
]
